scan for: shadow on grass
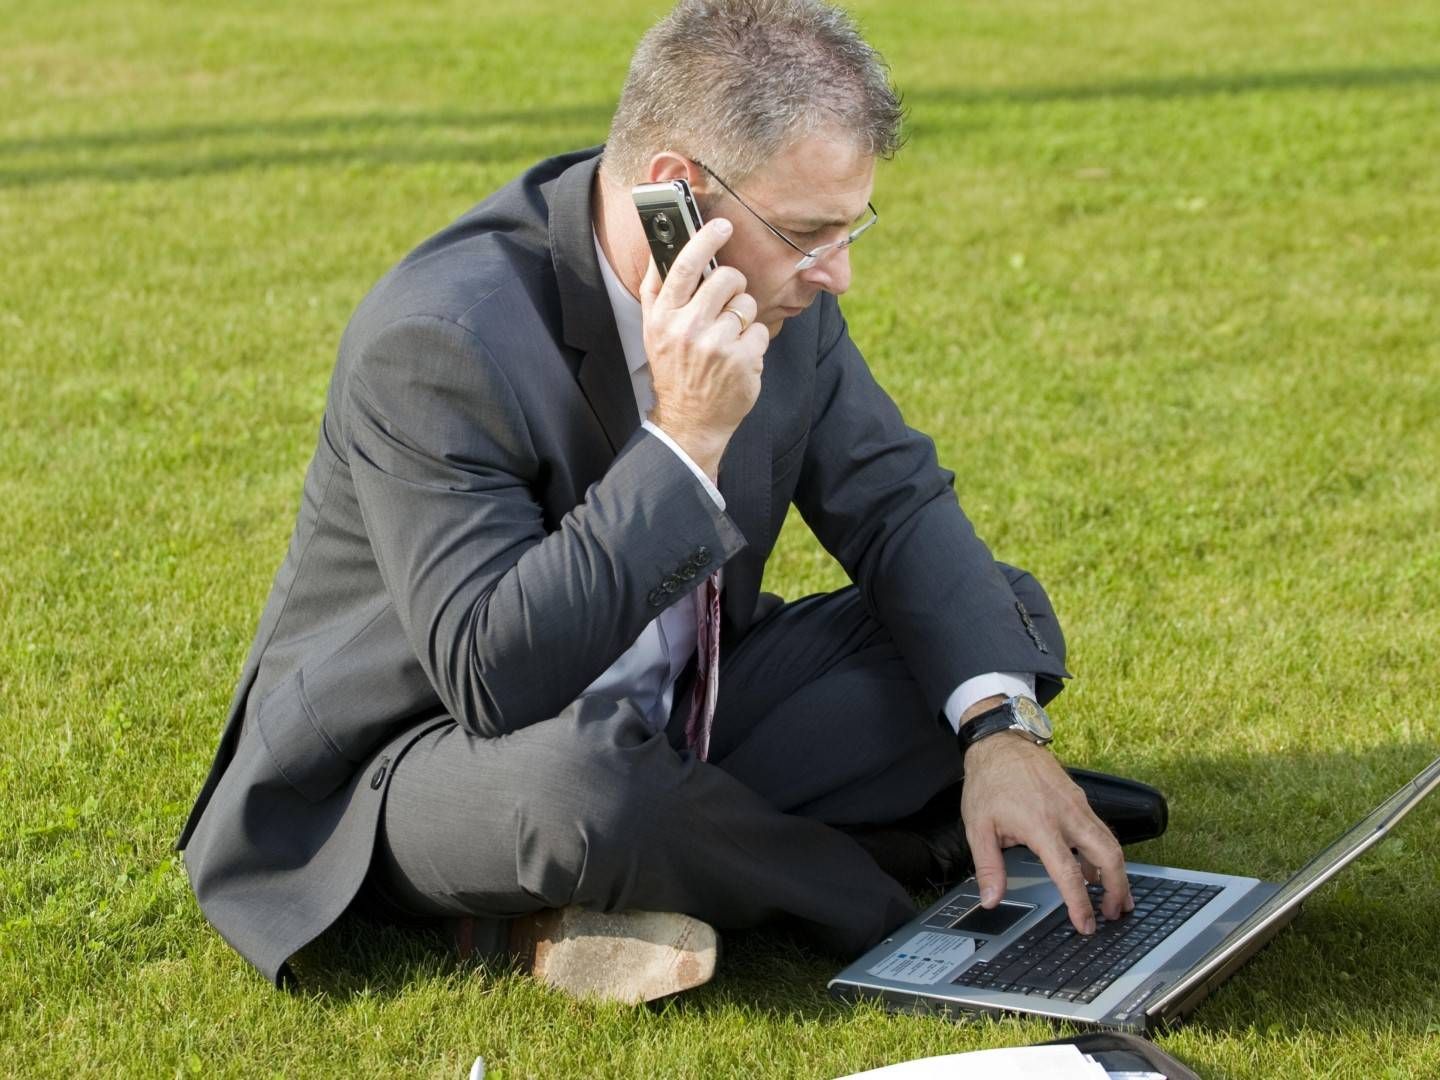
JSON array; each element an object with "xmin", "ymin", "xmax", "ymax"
[
  {"xmin": 914, "ymin": 62, "xmax": 1440, "ymax": 108},
  {"xmin": 0, "ymin": 131, "xmax": 610, "ymax": 189},
  {"xmin": 0, "ymin": 104, "xmax": 614, "ymax": 157},
  {"xmin": 4, "ymin": 63, "xmax": 1439, "ymax": 188},
  {"xmin": 284, "ymin": 744, "xmax": 1438, "ymax": 1038},
  {"xmin": 291, "ymin": 912, "xmax": 854, "ymax": 1023}
]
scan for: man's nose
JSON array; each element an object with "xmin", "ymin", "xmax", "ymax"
[{"xmin": 801, "ymin": 244, "xmax": 853, "ymax": 296}]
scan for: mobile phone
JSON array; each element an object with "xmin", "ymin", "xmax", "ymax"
[{"xmin": 631, "ymin": 178, "xmax": 718, "ymax": 281}]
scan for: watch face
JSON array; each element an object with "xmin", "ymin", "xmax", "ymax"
[{"xmin": 1013, "ymin": 697, "xmax": 1053, "ymax": 740}]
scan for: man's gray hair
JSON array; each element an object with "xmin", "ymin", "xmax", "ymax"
[{"xmin": 603, "ymin": 0, "xmax": 905, "ymax": 186}]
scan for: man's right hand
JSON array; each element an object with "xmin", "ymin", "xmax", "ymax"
[
  {"xmin": 639, "ymin": 217, "xmax": 770, "ymax": 480},
  {"xmin": 961, "ymin": 732, "xmax": 1134, "ymax": 935}
]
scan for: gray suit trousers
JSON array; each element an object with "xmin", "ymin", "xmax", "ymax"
[{"xmin": 368, "ymin": 582, "xmax": 1031, "ymax": 957}]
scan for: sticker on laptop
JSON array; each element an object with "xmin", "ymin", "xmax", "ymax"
[{"xmin": 866, "ymin": 931, "xmax": 977, "ymax": 985}]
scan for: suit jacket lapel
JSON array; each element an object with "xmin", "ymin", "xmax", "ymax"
[
  {"xmin": 575, "ymin": 345, "xmax": 640, "ymax": 456},
  {"xmin": 550, "ymin": 149, "xmax": 639, "ymax": 454}
]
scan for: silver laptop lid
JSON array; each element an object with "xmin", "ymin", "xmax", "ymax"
[{"xmin": 1150, "ymin": 754, "xmax": 1440, "ymax": 1017}]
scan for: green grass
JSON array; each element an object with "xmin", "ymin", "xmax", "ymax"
[{"xmin": 3, "ymin": 0, "xmax": 1439, "ymax": 1075}]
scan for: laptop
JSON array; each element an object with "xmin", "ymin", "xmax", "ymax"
[{"xmin": 830, "ymin": 754, "xmax": 1440, "ymax": 1032}]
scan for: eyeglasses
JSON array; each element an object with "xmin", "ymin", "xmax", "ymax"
[{"xmin": 693, "ymin": 160, "xmax": 878, "ymax": 270}]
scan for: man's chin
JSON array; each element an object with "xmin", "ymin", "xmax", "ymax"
[{"xmin": 764, "ymin": 304, "xmax": 808, "ymax": 337}]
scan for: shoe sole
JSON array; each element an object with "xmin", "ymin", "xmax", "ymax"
[{"xmin": 518, "ymin": 907, "xmax": 718, "ymax": 1005}]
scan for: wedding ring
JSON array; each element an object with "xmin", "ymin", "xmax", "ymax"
[{"xmin": 720, "ymin": 305, "xmax": 751, "ymax": 333}]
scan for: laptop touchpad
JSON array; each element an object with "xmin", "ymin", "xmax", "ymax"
[{"xmin": 950, "ymin": 900, "xmax": 1033, "ymax": 936}]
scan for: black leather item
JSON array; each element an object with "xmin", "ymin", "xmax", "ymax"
[
  {"xmin": 847, "ymin": 768, "xmax": 1169, "ymax": 891},
  {"xmin": 956, "ymin": 700, "xmax": 1032, "ymax": 752},
  {"xmin": 1067, "ymin": 767, "xmax": 1169, "ymax": 847},
  {"xmin": 1040, "ymin": 1033, "xmax": 1201, "ymax": 1080}
]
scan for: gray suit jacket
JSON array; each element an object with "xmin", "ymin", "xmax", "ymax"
[{"xmin": 178, "ymin": 146, "xmax": 1069, "ymax": 985}]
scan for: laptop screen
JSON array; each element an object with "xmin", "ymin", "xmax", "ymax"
[{"xmin": 1151, "ymin": 754, "xmax": 1440, "ymax": 1015}]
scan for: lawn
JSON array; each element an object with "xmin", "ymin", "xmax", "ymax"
[{"xmin": 2, "ymin": 0, "xmax": 1438, "ymax": 1076}]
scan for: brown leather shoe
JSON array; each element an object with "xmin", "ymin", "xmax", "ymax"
[{"xmin": 452, "ymin": 907, "xmax": 718, "ymax": 1005}]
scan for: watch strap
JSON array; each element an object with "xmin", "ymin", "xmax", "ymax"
[
  {"xmin": 957, "ymin": 696, "xmax": 1053, "ymax": 753},
  {"xmin": 956, "ymin": 700, "xmax": 1022, "ymax": 753}
]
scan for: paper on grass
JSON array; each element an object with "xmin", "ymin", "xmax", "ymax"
[{"xmin": 835, "ymin": 1043, "xmax": 1113, "ymax": 1080}]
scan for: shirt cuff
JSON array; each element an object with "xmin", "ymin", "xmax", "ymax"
[
  {"xmin": 942, "ymin": 671, "xmax": 1037, "ymax": 734},
  {"xmin": 641, "ymin": 419, "xmax": 726, "ymax": 510}
]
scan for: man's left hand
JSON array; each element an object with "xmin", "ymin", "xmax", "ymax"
[{"xmin": 960, "ymin": 732, "xmax": 1134, "ymax": 934}]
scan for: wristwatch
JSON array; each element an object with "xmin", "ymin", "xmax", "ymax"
[{"xmin": 956, "ymin": 695, "xmax": 1054, "ymax": 755}]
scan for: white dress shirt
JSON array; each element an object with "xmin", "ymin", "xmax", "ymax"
[{"xmin": 586, "ymin": 232, "xmax": 1035, "ymax": 735}]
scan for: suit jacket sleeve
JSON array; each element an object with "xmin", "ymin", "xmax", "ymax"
[
  {"xmin": 791, "ymin": 298, "xmax": 1070, "ymax": 714},
  {"xmin": 343, "ymin": 313, "xmax": 747, "ymax": 738}
]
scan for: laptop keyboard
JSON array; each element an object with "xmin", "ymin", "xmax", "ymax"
[{"xmin": 950, "ymin": 874, "xmax": 1223, "ymax": 1004}]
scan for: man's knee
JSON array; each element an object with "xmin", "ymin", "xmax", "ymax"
[
  {"xmin": 509, "ymin": 696, "xmax": 687, "ymax": 909},
  {"xmin": 379, "ymin": 696, "xmax": 683, "ymax": 915},
  {"xmin": 997, "ymin": 563, "xmax": 1067, "ymax": 667}
]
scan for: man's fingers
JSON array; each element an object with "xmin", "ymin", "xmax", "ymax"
[
  {"xmin": 1071, "ymin": 821, "xmax": 1132, "ymax": 921},
  {"xmin": 639, "ymin": 256, "xmax": 662, "ymax": 311},
  {"xmin": 740, "ymin": 319, "xmax": 770, "ymax": 355},
  {"xmin": 714, "ymin": 292, "xmax": 759, "ymax": 335},
  {"xmin": 1034, "ymin": 838, "xmax": 1095, "ymax": 934},
  {"xmin": 654, "ymin": 218, "xmax": 732, "ymax": 310},
  {"xmin": 967, "ymin": 824, "xmax": 1008, "ymax": 908},
  {"xmin": 691, "ymin": 265, "xmax": 749, "ymax": 321}
]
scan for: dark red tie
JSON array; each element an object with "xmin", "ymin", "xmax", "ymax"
[{"xmin": 684, "ymin": 572, "xmax": 722, "ymax": 760}]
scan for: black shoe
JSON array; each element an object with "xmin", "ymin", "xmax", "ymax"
[
  {"xmin": 847, "ymin": 769, "xmax": 1169, "ymax": 891},
  {"xmin": 844, "ymin": 788, "xmax": 970, "ymax": 891}
]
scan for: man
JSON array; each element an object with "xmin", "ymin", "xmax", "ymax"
[{"xmin": 179, "ymin": 0, "xmax": 1164, "ymax": 1003}]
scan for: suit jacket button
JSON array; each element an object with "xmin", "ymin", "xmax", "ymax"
[
  {"xmin": 1016, "ymin": 601, "xmax": 1049, "ymax": 653},
  {"xmin": 679, "ymin": 567, "xmax": 697, "ymax": 582},
  {"xmin": 647, "ymin": 588, "xmax": 665, "ymax": 607},
  {"xmin": 695, "ymin": 546, "xmax": 710, "ymax": 563},
  {"xmin": 661, "ymin": 574, "xmax": 680, "ymax": 593},
  {"xmin": 369, "ymin": 756, "xmax": 390, "ymax": 790}
]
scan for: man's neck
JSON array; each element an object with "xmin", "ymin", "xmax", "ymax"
[{"xmin": 592, "ymin": 166, "xmax": 651, "ymax": 302}]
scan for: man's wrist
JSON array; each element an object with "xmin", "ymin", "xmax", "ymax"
[
  {"xmin": 964, "ymin": 728, "xmax": 1045, "ymax": 760},
  {"xmin": 961, "ymin": 729, "xmax": 1052, "ymax": 780},
  {"xmin": 646, "ymin": 412, "xmax": 728, "ymax": 482},
  {"xmin": 641, "ymin": 420, "xmax": 726, "ymax": 508}
]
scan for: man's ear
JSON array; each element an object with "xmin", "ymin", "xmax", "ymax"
[{"xmin": 645, "ymin": 151, "xmax": 703, "ymax": 189}]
